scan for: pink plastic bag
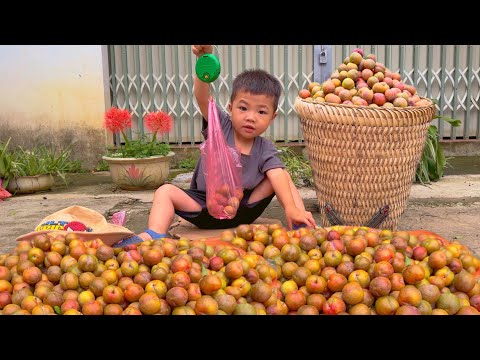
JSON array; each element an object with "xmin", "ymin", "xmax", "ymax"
[
  {"xmin": 111, "ymin": 210, "xmax": 126, "ymax": 226},
  {"xmin": 200, "ymin": 97, "xmax": 243, "ymax": 219}
]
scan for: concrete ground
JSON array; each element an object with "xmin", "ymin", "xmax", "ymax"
[{"xmin": 1, "ymin": 169, "xmax": 479, "ymax": 256}]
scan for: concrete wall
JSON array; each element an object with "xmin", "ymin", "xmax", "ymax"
[
  {"xmin": 441, "ymin": 141, "xmax": 480, "ymax": 157},
  {"xmin": 0, "ymin": 45, "xmax": 109, "ymax": 169}
]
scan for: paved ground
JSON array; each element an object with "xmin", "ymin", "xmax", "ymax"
[{"xmin": 0, "ymin": 171, "xmax": 479, "ymax": 256}]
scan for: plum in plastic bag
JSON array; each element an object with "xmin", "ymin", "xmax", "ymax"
[{"xmin": 200, "ymin": 98, "xmax": 243, "ymax": 219}]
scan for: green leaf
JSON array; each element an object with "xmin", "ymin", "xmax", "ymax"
[
  {"xmin": 405, "ymin": 256, "xmax": 412, "ymax": 266},
  {"xmin": 427, "ymin": 124, "xmax": 438, "ymax": 137},
  {"xmin": 415, "ymin": 123, "xmax": 449, "ymax": 184},
  {"xmin": 425, "ymin": 139, "xmax": 436, "ymax": 162},
  {"xmin": 201, "ymin": 263, "xmax": 208, "ymax": 277},
  {"xmin": 417, "ymin": 157, "xmax": 431, "ymax": 183},
  {"xmin": 433, "ymin": 115, "xmax": 461, "ymax": 127},
  {"xmin": 54, "ymin": 305, "xmax": 62, "ymax": 315},
  {"xmin": 436, "ymin": 143, "xmax": 446, "ymax": 178}
]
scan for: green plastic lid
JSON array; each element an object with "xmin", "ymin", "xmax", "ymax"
[{"xmin": 195, "ymin": 53, "xmax": 221, "ymax": 83}]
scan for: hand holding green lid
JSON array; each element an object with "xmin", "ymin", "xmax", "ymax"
[{"xmin": 192, "ymin": 45, "xmax": 221, "ymax": 83}]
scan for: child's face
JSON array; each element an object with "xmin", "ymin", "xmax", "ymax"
[{"xmin": 228, "ymin": 91, "xmax": 277, "ymax": 142}]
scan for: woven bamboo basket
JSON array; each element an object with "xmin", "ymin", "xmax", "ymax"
[{"xmin": 294, "ymin": 97, "xmax": 436, "ymax": 230}]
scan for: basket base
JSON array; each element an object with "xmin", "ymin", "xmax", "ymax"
[{"xmin": 321, "ymin": 202, "xmax": 391, "ymax": 229}]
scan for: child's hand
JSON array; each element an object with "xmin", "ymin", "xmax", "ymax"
[
  {"xmin": 285, "ymin": 207, "xmax": 317, "ymax": 230},
  {"xmin": 192, "ymin": 45, "xmax": 214, "ymax": 57}
]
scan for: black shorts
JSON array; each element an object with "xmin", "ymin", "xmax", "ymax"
[{"xmin": 174, "ymin": 187, "xmax": 275, "ymax": 229}]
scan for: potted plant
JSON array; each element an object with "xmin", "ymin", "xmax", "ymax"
[
  {"xmin": 0, "ymin": 139, "xmax": 75, "ymax": 194},
  {"xmin": 102, "ymin": 107, "xmax": 175, "ymax": 190},
  {"xmin": 415, "ymin": 111, "xmax": 461, "ymax": 184}
]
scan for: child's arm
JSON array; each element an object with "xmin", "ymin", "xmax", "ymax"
[
  {"xmin": 266, "ymin": 168, "xmax": 317, "ymax": 229},
  {"xmin": 192, "ymin": 45, "xmax": 214, "ymax": 120}
]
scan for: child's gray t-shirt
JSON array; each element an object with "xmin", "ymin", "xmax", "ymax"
[{"xmin": 190, "ymin": 104, "xmax": 285, "ymax": 191}]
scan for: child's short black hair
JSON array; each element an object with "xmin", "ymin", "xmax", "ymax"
[{"xmin": 231, "ymin": 69, "xmax": 282, "ymax": 110}]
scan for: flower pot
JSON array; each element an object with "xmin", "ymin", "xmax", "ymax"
[
  {"xmin": 6, "ymin": 174, "xmax": 56, "ymax": 194},
  {"xmin": 102, "ymin": 152, "xmax": 175, "ymax": 190}
]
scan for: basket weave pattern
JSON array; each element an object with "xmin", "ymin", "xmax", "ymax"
[{"xmin": 295, "ymin": 97, "xmax": 436, "ymax": 230}]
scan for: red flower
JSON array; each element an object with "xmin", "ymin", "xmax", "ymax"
[
  {"xmin": 103, "ymin": 107, "xmax": 174, "ymax": 157},
  {"xmin": 144, "ymin": 111, "xmax": 173, "ymax": 135},
  {"xmin": 104, "ymin": 107, "xmax": 132, "ymax": 133}
]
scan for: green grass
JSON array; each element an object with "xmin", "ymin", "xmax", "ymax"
[
  {"xmin": 178, "ymin": 157, "xmax": 197, "ymax": 171},
  {"xmin": 277, "ymin": 146, "xmax": 314, "ymax": 187},
  {"xmin": 95, "ymin": 160, "xmax": 110, "ymax": 172}
]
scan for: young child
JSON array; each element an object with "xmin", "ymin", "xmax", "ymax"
[{"xmin": 113, "ymin": 45, "xmax": 316, "ymax": 247}]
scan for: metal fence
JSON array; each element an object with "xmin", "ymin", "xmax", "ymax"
[
  {"xmin": 107, "ymin": 45, "xmax": 313, "ymax": 146},
  {"xmin": 108, "ymin": 45, "xmax": 480, "ymax": 145}
]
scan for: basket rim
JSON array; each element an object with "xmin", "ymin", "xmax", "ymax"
[
  {"xmin": 294, "ymin": 96, "xmax": 436, "ymax": 112},
  {"xmin": 294, "ymin": 95, "xmax": 436, "ymax": 127}
]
